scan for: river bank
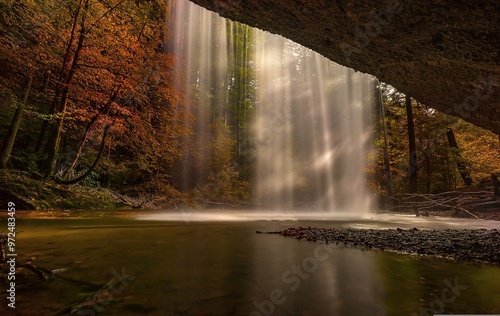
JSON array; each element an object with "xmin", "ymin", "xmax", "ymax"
[
  {"xmin": 276, "ymin": 226, "xmax": 500, "ymax": 265},
  {"xmin": 0, "ymin": 170, "xmax": 246, "ymax": 211},
  {"xmin": 0, "ymin": 170, "xmax": 127, "ymax": 210}
]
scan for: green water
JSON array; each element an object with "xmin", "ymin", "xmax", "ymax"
[{"xmin": 1, "ymin": 212, "xmax": 500, "ymax": 315}]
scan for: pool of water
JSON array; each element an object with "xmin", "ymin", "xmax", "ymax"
[{"xmin": 2, "ymin": 210, "xmax": 500, "ymax": 315}]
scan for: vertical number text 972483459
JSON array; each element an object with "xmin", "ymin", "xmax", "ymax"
[{"xmin": 3, "ymin": 202, "xmax": 17, "ymax": 309}]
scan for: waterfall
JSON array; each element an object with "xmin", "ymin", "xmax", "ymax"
[
  {"xmin": 167, "ymin": 0, "xmax": 229, "ymax": 190},
  {"xmin": 169, "ymin": 0, "xmax": 375, "ymax": 213}
]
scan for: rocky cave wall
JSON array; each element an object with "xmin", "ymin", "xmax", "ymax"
[{"xmin": 188, "ymin": 0, "xmax": 500, "ymax": 134}]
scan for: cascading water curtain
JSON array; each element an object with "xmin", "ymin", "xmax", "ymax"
[
  {"xmin": 169, "ymin": 0, "xmax": 376, "ymax": 213},
  {"xmin": 253, "ymin": 33, "xmax": 376, "ymax": 213}
]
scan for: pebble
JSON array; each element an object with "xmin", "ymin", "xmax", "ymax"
[{"xmin": 277, "ymin": 227, "xmax": 500, "ymax": 265}]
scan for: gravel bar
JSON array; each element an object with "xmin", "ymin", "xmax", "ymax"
[{"xmin": 275, "ymin": 227, "xmax": 500, "ymax": 265}]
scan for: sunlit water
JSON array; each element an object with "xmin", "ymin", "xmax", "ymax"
[{"xmin": 3, "ymin": 211, "xmax": 500, "ymax": 315}]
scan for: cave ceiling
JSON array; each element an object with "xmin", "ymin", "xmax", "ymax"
[{"xmin": 188, "ymin": 0, "xmax": 500, "ymax": 133}]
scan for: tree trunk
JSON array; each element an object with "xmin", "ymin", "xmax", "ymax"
[
  {"xmin": 42, "ymin": 70, "xmax": 52, "ymax": 93},
  {"xmin": 35, "ymin": 1, "xmax": 83, "ymax": 153},
  {"xmin": 425, "ymin": 138, "xmax": 431, "ymax": 193},
  {"xmin": 55, "ymin": 125, "xmax": 110, "ymax": 185},
  {"xmin": 406, "ymin": 95, "xmax": 418, "ymax": 193},
  {"xmin": 43, "ymin": 3, "xmax": 87, "ymax": 178},
  {"xmin": 446, "ymin": 127, "xmax": 473, "ymax": 186},
  {"xmin": 63, "ymin": 98, "xmax": 115, "ymax": 179},
  {"xmin": 492, "ymin": 174, "xmax": 500, "ymax": 197},
  {"xmin": 63, "ymin": 124, "xmax": 91, "ymax": 179},
  {"xmin": 378, "ymin": 81, "xmax": 393, "ymax": 197},
  {"xmin": 0, "ymin": 75, "xmax": 33, "ymax": 168}
]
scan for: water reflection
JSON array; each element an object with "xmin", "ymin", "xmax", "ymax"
[
  {"xmin": 250, "ymin": 240, "xmax": 386, "ymax": 316},
  {"xmin": 4, "ymin": 215, "xmax": 500, "ymax": 315}
]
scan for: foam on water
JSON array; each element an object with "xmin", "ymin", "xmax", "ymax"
[{"xmin": 136, "ymin": 210, "xmax": 500, "ymax": 230}]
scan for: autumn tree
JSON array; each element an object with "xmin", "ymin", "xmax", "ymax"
[
  {"xmin": 0, "ymin": 0, "xmax": 190, "ymax": 196},
  {"xmin": 373, "ymin": 83, "xmax": 500, "ymax": 197},
  {"xmin": 0, "ymin": 0, "xmax": 67, "ymax": 170}
]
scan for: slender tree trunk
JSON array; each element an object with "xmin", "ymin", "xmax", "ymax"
[
  {"xmin": 62, "ymin": 121, "xmax": 93, "ymax": 179},
  {"xmin": 378, "ymin": 81, "xmax": 393, "ymax": 197},
  {"xmin": 406, "ymin": 95, "xmax": 418, "ymax": 193},
  {"xmin": 0, "ymin": 75, "xmax": 33, "ymax": 168},
  {"xmin": 425, "ymin": 138, "xmax": 431, "ymax": 193},
  {"xmin": 35, "ymin": 1, "xmax": 83, "ymax": 153},
  {"xmin": 42, "ymin": 70, "xmax": 52, "ymax": 93},
  {"xmin": 63, "ymin": 99, "xmax": 114, "ymax": 179},
  {"xmin": 44, "ymin": 6, "xmax": 87, "ymax": 178},
  {"xmin": 446, "ymin": 127, "xmax": 473, "ymax": 186},
  {"xmin": 55, "ymin": 125, "xmax": 110, "ymax": 185},
  {"xmin": 43, "ymin": 99, "xmax": 68, "ymax": 178},
  {"xmin": 492, "ymin": 174, "xmax": 500, "ymax": 197}
]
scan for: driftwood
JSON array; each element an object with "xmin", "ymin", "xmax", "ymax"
[
  {"xmin": 391, "ymin": 190, "xmax": 500, "ymax": 219},
  {"xmin": 1, "ymin": 234, "xmax": 98, "ymax": 287},
  {"xmin": 110, "ymin": 192, "xmax": 150, "ymax": 209},
  {"xmin": 1, "ymin": 234, "xmax": 127, "ymax": 315}
]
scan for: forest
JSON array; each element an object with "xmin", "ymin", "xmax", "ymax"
[{"xmin": 1, "ymin": 0, "xmax": 499, "ymax": 210}]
